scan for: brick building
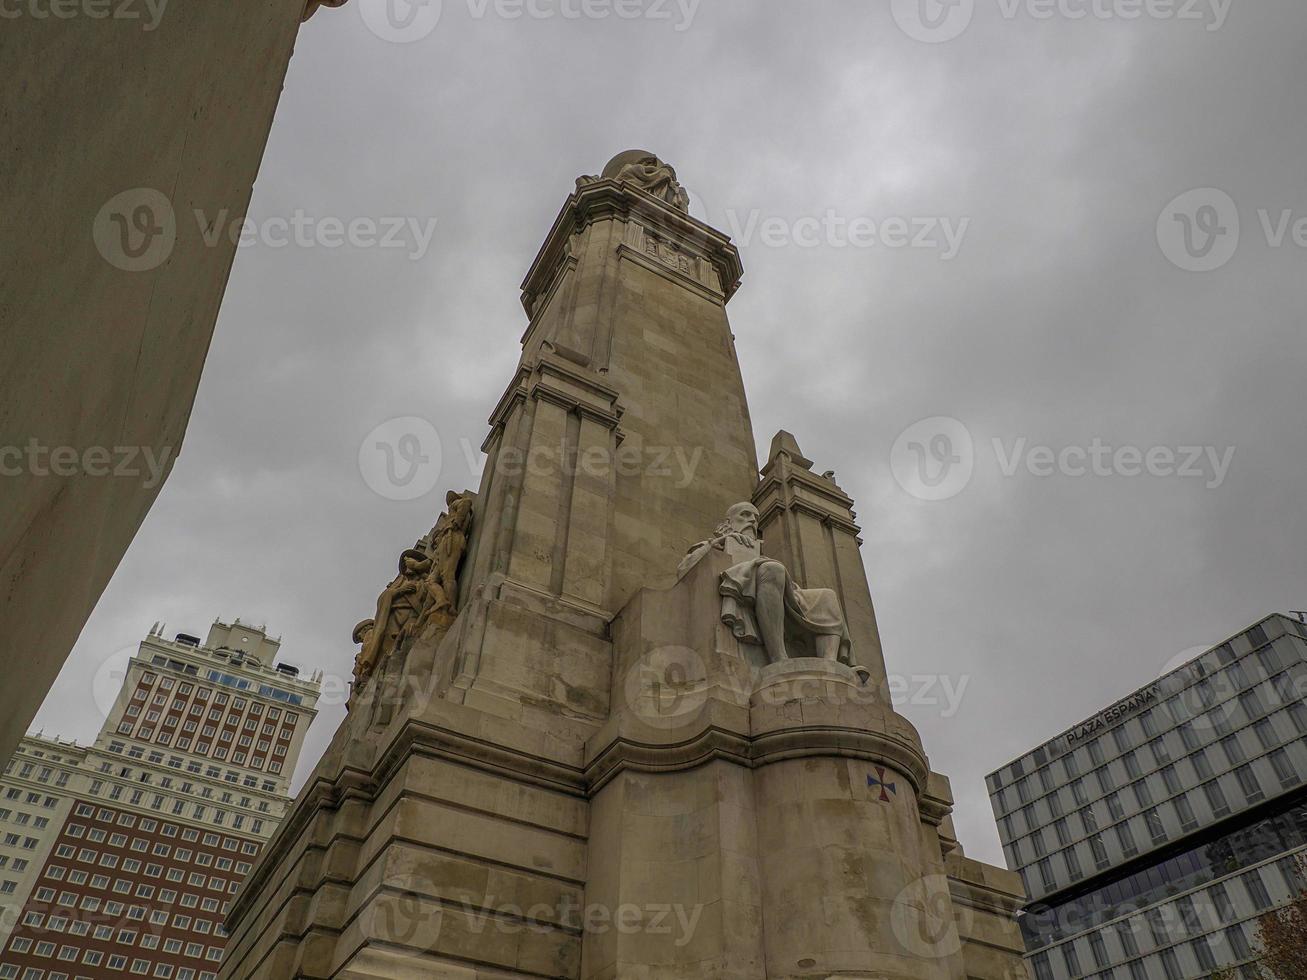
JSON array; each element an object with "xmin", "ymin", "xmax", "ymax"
[{"xmin": 0, "ymin": 620, "xmax": 321, "ymax": 980}]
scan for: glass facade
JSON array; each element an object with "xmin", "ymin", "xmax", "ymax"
[{"xmin": 988, "ymin": 614, "xmax": 1307, "ymax": 980}]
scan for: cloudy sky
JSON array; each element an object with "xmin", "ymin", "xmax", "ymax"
[{"xmin": 35, "ymin": 0, "xmax": 1307, "ymax": 867}]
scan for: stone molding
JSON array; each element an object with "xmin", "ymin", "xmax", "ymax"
[
  {"xmin": 520, "ymin": 179, "xmax": 744, "ymax": 317},
  {"xmin": 482, "ymin": 353, "xmax": 623, "ymax": 453},
  {"xmin": 613, "ymin": 241, "xmax": 726, "ymax": 305}
]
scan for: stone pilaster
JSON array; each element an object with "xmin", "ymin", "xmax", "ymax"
[{"xmin": 753, "ymin": 429, "xmax": 888, "ymax": 687}]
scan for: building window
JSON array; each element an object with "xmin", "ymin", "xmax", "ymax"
[
  {"xmin": 1234, "ymin": 765, "xmax": 1264, "ymax": 804},
  {"xmin": 1202, "ymin": 780, "xmax": 1230, "ymax": 818},
  {"xmin": 1224, "ymin": 923, "xmax": 1252, "ymax": 960},
  {"xmin": 1191, "ymin": 936, "xmax": 1216, "ymax": 971},
  {"xmin": 1144, "ymin": 808, "xmax": 1166, "ymax": 845},
  {"xmin": 1208, "ymin": 882, "xmax": 1234, "ymax": 923},
  {"xmin": 1242, "ymin": 869, "xmax": 1273, "ymax": 910},
  {"xmin": 1173, "ymin": 793, "xmax": 1198, "ymax": 832},
  {"xmin": 1089, "ymin": 834, "xmax": 1110, "ymax": 869},
  {"xmin": 1115, "ymin": 822, "xmax": 1138, "ymax": 859},
  {"xmin": 1061, "ymin": 942, "xmax": 1082, "ymax": 978},
  {"xmin": 1269, "ymin": 748, "xmax": 1299, "ymax": 789}
]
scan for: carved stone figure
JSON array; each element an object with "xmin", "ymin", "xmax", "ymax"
[
  {"xmin": 349, "ymin": 492, "xmax": 476, "ymax": 709},
  {"xmin": 356, "ymin": 548, "xmax": 432, "ymax": 685},
  {"xmin": 411, "ymin": 490, "xmax": 476, "ymax": 637},
  {"xmin": 578, "ymin": 150, "xmax": 691, "ymax": 212},
  {"xmin": 681, "ymin": 502, "xmax": 852, "ymax": 665},
  {"xmin": 350, "ymin": 619, "xmax": 377, "ymax": 689}
]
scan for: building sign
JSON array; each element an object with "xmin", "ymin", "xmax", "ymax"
[{"xmin": 1064, "ymin": 685, "xmax": 1160, "ymax": 747}]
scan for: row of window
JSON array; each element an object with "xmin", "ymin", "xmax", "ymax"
[
  {"xmin": 1004, "ymin": 699, "xmax": 1307, "ymax": 849},
  {"xmin": 992, "ymin": 621, "xmax": 1302, "ymax": 792},
  {"xmin": 121, "ymin": 673, "xmax": 298, "ymax": 773},
  {"xmin": 135, "ymin": 672, "xmax": 299, "ymax": 725},
  {"xmin": 82, "ymin": 783, "xmax": 266, "ymax": 834},
  {"xmin": 2, "ymin": 791, "xmax": 58, "ymax": 810},
  {"xmin": 19, "ymin": 888, "xmax": 229, "ymax": 923},
  {"xmin": 111, "ymin": 724, "xmax": 286, "ymax": 775},
  {"xmin": 90, "ymin": 767, "xmax": 274, "ymax": 816},
  {"xmin": 1028, "ymin": 852, "xmax": 1302, "ymax": 980},
  {"xmin": 1032, "ymin": 927, "xmax": 1259, "ymax": 980},
  {"xmin": 103, "ymin": 744, "xmax": 279, "ymax": 794},
  {"xmin": 1012, "ymin": 730, "xmax": 1307, "ymax": 893},
  {"xmin": 67, "ymin": 806, "xmax": 259, "ymax": 855},
  {"xmin": 19, "ymin": 907, "xmax": 227, "ymax": 940},
  {"xmin": 4, "ymin": 766, "xmax": 71, "ymax": 791},
  {"xmin": 1, "ymin": 956, "xmax": 219, "ymax": 977},
  {"xmin": 22, "ymin": 900, "xmax": 222, "ymax": 935},
  {"xmin": 996, "ymin": 646, "xmax": 1304, "ymax": 826},
  {"xmin": 122, "ymin": 709, "xmax": 290, "ymax": 749},
  {"xmin": 1022, "ymin": 792, "xmax": 1307, "ymax": 948},
  {"xmin": 47, "ymin": 847, "xmax": 242, "ymax": 894},
  {"xmin": 0, "ymin": 812, "xmax": 51, "ymax": 832}
]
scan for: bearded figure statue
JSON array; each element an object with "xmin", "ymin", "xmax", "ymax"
[{"xmin": 680, "ymin": 502, "xmax": 853, "ymax": 665}]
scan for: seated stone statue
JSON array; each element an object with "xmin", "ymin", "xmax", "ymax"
[{"xmin": 680, "ymin": 502, "xmax": 853, "ymax": 665}]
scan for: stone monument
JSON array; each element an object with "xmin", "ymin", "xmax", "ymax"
[{"xmin": 220, "ymin": 151, "xmax": 1027, "ymax": 980}]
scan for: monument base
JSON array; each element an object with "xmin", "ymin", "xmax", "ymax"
[{"xmin": 219, "ymin": 551, "xmax": 1027, "ymax": 980}]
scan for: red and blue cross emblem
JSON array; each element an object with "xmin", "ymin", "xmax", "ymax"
[{"xmin": 867, "ymin": 767, "xmax": 897, "ymax": 802}]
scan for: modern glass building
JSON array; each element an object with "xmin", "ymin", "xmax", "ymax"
[{"xmin": 988, "ymin": 613, "xmax": 1307, "ymax": 980}]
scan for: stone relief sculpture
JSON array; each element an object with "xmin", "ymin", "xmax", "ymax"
[
  {"xmin": 413, "ymin": 490, "xmax": 475, "ymax": 637},
  {"xmin": 350, "ymin": 619, "xmax": 376, "ymax": 689},
  {"xmin": 578, "ymin": 150, "xmax": 691, "ymax": 212},
  {"xmin": 681, "ymin": 502, "xmax": 853, "ymax": 665},
  {"xmin": 349, "ymin": 491, "xmax": 476, "ymax": 705},
  {"xmin": 355, "ymin": 548, "xmax": 432, "ymax": 687}
]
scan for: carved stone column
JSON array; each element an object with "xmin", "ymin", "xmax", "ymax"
[{"xmin": 753, "ymin": 429, "xmax": 889, "ymax": 689}]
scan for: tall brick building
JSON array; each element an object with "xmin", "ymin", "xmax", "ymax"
[{"xmin": 0, "ymin": 620, "xmax": 321, "ymax": 979}]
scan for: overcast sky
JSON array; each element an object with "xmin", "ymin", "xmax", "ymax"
[{"xmin": 34, "ymin": 0, "xmax": 1307, "ymax": 868}]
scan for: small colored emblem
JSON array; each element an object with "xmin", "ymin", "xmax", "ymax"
[{"xmin": 868, "ymin": 767, "xmax": 897, "ymax": 802}]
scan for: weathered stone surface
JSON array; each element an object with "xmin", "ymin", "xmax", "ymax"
[{"xmin": 220, "ymin": 157, "xmax": 1027, "ymax": 980}]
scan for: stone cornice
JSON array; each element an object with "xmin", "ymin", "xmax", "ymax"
[
  {"xmin": 584, "ymin": 720, "xmax": 935, "ymax": 820},
  {"xmin": 482, "ymin": 354, "xmax": 624, "ymax": 451},
  {"xmin": 227, "ymin": 719, "xmax": 589, "ymax": 926},
  {"xmin": 754, "ymin": 494, "xmax": 863, "ymax": 539},
  {"xmin": 614, "ymin": 242, "xmax": 726, "ymax": 305},
  {"xmin": 521, "ymin": 179, "xmax": 744, "ymax": 316}
]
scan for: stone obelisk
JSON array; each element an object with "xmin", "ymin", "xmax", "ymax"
[{"xmin": 219, "ymin": 152, "xmax": 1028, "ymax": 980}]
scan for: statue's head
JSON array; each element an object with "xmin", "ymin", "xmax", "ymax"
[
  {"xmin": 352, "ymin": 619, "xmax": 375, "ymax": 645},
  {"xmin": 725, "ymin": 502, "xmax": 760, "ymax": 535},
  {"xmin": 446, "ymin": 490, "xmax": 475, "ymax": 526},
  {"xmin": 399, "ymin": 548, "xmax": 430, "ymax": 575}
]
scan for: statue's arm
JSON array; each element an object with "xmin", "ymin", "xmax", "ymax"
[{"xmin": 677, "ymin": 535, "xmax": 725, "ymax": 578}]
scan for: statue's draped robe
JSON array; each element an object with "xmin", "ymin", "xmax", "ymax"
[{"xmin": 718, "ymin": 557, "xmax": 853, "ymax": 665}]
